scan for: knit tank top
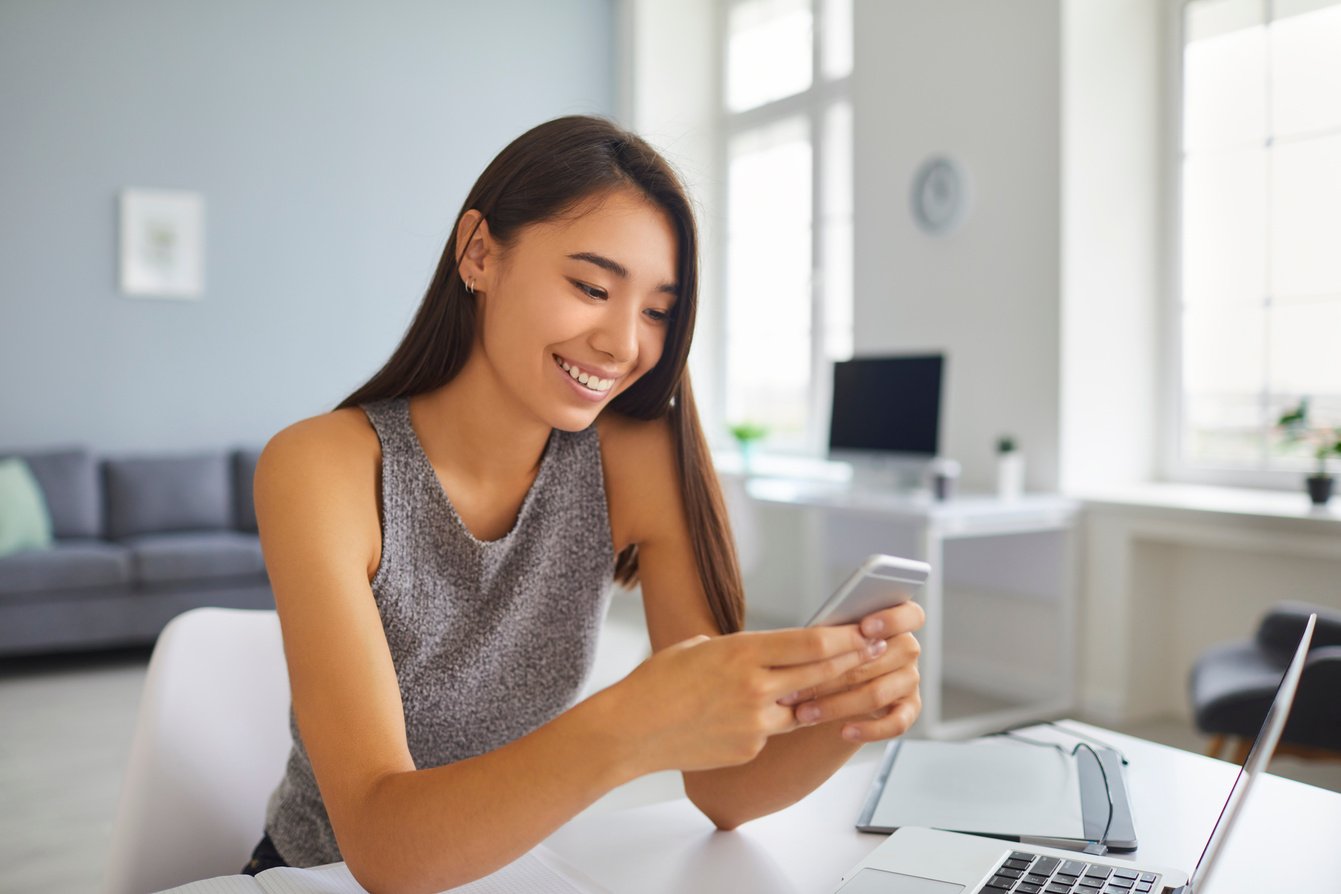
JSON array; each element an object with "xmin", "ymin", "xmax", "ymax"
[{"xmin": 265, "ymin": 397, "xmax": 616, "ymax": 867}]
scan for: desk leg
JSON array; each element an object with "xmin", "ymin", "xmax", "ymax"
[{"xmin": 918, "ymin": 522, "xmax": 945, "ymax": 737}]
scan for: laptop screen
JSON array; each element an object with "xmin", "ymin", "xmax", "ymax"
[{"xmin": 1189, "ymin": 613, "xmax": 1316, "ymax": 890}]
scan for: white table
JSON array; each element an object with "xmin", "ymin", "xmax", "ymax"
[
  {"xmin": 732, "ymin": 474, "xmax": 1080, "ymax": 739},
  {"xmin": 543, "ymin": 720, "xmax": 1341, "ymax": 893},
  {"xmin": 165, "ymin": 721, "xmax": 1341, "ymax": 893}
]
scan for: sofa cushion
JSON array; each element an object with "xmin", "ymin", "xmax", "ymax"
[
  {"xmin": 124, "ymin": 531, "xmax": 265, "ymax": 584},
  {"xmin": 0, "ymin": 539, "xmax": 132, "ymax": 596},
  {"xmin": 0, "ymin": 458, "xmax": 54, "ymax": 557},
  {"xmin": 0, "ymin": 447, "xmax": 101, "ymax": 539},
  {"xmin": 233, "ymin": 447, "xmax": 263, "ymax": 533},
  {"xmin": 104, "ymin": 452, "xmax": 232, "ymax": 540}
]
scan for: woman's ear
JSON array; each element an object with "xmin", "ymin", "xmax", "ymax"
[{"xmin": 455, "ymin": 210, "xmax": 493, "ymax": 293}]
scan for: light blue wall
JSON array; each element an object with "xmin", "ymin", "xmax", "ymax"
[{"xmin": 0, "ymin": 0, "xmax": 614, "ymax": 452}]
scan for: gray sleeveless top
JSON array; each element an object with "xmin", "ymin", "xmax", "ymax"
[{"xmin": 265, "ymin": 397, "xmax": 616, "ymax": 867}]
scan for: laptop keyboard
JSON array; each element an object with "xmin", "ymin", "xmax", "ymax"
[{"xmin": 977, "ymin": 851, "xmax": 1162, "ymax": 894}]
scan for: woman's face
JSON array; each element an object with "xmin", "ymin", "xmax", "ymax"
[{"xmin": 470, "ymin": 188, "xmax": 680, "ymax": 432}]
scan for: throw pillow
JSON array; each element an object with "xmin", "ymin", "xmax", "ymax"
[{"xmin": 0, "ymin": 457, "xmax": 54, "ymax": 557}]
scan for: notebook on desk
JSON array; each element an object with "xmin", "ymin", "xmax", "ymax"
[
  {"xmin": 832, "ymin": 612, "xmax": 1318, "ymax": 894},
  {"xmin": 856, "ymin": 732, "xmax": 1137, "ymax": 851}
]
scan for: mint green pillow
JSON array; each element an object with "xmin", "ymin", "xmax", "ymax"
[{"xmin": 0, "ymin": 457, "xmax": 54, "ymax": 557}]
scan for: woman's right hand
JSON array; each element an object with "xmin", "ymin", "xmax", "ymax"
[{"xmin": 605, "ymin": 626, "xmax": 887, "ymax": 774}]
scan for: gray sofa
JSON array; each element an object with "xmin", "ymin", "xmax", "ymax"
[{"xmin": 0, "ymin": 446, "xmax": 273, "ymax": 657}]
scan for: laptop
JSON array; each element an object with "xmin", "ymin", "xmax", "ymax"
[{"xmin": 831, "ymin": 613, "xmax": 1318, "ymax": 894}]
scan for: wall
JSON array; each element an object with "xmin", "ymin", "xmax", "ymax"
[
  {"xmin": 1058, "ymin": 0, "xmax": 1164, "ymax": 492},
  {"xmin": 1081, "ymin": 501, "xmax": 1341, "ymax": 723},
  {"xmin": 618, "ymin": 0, "xmax": 723, "ymax": 431},
  {"xmin": 622, "ymin": 4, "xmax": 1334, "ymax": 733},
  {"xmin": 852, "ymin": 0, "xmax": 1062, "ymax": 492},
  {"xmin": 0, "ymin": 0, "xmax": 614, "ymax": 453}
]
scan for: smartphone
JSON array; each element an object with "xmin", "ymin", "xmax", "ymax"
[{"xmin": 804, "ymin": 554, "xmax": 931, "ymax": 627}]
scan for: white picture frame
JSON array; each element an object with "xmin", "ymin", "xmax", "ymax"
[{"xmin": 119, "ymin": 188, "xmax": 205, "ymax": 299}]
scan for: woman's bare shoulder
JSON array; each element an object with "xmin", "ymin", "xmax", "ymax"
[
  {"xmin": 257, "ymin": 409, "xmax": 380, "ymax": 512},
  {"xmin": 262, "ymin": 407, "xmax": 379, "ymax": 472},
  {"xmin": 596, "ymin": 411, "xmax": 675, "ymax": 474},
  {"xmin": 596, "ymin": 412, "xmax": 679, "ymax": 549},
  {"xmin": 256, "ymin": 407, "xmax": 383, "ymax": 578}
]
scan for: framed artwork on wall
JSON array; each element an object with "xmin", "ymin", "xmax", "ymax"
[{"xmin": 119, "ymin": 188, "xmax": 205, "ymax": 299}]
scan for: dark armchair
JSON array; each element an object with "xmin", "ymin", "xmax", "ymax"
[{"xmin": 1189, "ymin": 601, "xmax": 1341, "ymax": 764}]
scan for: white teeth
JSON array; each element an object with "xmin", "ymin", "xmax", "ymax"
[{"xmin": 556, "ymin": 356, "xmax": 613, "ymax": 393}]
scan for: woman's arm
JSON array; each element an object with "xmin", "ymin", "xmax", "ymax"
[
  {"xmin": 600, "ymin": 413, "xmax": 925, "ymax": 830},
  {"xmin": 257, "ymin": 413, "xmax": 874, "ymax": 894}
]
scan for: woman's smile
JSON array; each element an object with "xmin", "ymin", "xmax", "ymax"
[{"xmin": 553, "ymin": 353, "xmax": 618, "ymax": 402}]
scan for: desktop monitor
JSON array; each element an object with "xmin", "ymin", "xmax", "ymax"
[{"xmin": 828, "ymin": 354, "xmax": 944, "ymax": 485}]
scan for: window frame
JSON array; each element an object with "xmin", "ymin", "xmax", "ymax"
[
  {"xmin": 1161, "ymin": 0, "xmax": 1341, "ymax": 490},
  {"xmin": 713, "ymin": 0, "xmax": 853, "ymax": 456}
]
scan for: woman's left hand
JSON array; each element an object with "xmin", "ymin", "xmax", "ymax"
[{"xmin": 780, "ymin": 600, "xmax": 926, "ymax": 743}]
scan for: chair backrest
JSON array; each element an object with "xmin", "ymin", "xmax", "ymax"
[{"xmin": 103, "ymin": 607, "xmax": 291, "ymax": 894}]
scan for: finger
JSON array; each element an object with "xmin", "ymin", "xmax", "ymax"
[
  {"xmin": 780, "ymin": 650, "xmax": 889, "ymax": 705},
  {"xmin": 738, "ymin": 625, "xmax": 871, "ymax": 667},
  {"xmin": 782, "ymin": 655, "xmax": 886, "ymax": 705},
  {"xmin": 840, "ymin": 697, "xmax": 921, "ymax": 743},
  {"xmin": 859, "ymin": 599, "xmax": 927, "ymax": 639},
  {"xmin": 760, "ymin": 702, "xmax": 804, "ymax": 736},
  {"xmin": 781, "ymin": 633, "xmax": 920, "ymax": 705},
  {"xmin": 792, "ymin": 664, "xmax": 920, "ymax": 727},
  {"xmin": 767, "ymin": 636, "xmax": 887, "ymax": 698}
]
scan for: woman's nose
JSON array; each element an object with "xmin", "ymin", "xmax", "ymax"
[{"xmin": 590, "ymin": 305, "xmax": 639, "ymax": 364}]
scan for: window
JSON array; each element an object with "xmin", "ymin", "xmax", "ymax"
[
  {"xmin": 719, "ymin": 0, "xmax": 852, "ymax": 453},
  {"xmin": 1177, "ymin": 0, "xmax": 1341, "ymax": 479}
]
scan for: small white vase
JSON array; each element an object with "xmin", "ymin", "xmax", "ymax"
[{"xmin": 997, "ymin": 452, "xmax": 1025, "ymax": 501}]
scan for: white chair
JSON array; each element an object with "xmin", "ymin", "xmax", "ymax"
[{"xmin": 103, "ymin": 607, "xmax": 292, "ymax": 894}]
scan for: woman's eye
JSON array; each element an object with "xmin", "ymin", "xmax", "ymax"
[
  {"xmin": 574, "ymin": 280, "xmax": 607, "ymax": 300},
  {"xmin": 644, "ymin": 308, "xmax": 671, "ymax": 324}
]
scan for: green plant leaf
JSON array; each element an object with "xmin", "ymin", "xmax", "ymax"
[
  {"xmin": 1276, "ymin": 397, "xmax": 1309, "ymax": 429},
  {"xmin": 729, "ymin": 422, "xmax": 768, "ymax": 444}
]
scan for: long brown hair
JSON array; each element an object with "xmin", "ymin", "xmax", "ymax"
[{"xmin": 337, "ymin": 116, "xmax": 744, "ymax": 634}]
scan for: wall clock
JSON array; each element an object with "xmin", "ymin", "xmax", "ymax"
[{"xmin": 910, "ymin": 155, "xmax": 969, "ymax": 236}]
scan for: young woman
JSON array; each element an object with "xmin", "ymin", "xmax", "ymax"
[{"xmin": 248, "ymin": 116, "xmax": 924, "ymax": 893}]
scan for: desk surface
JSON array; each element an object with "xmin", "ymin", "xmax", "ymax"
[
  {"xmin": 542, "ymin": 720, "xmax": 1341, "ymax": 893},
  {"xmin": 170, "ymin": 721, "xmax": 1341, "ymax": 894},
  {"xmin": 741, "ymin": 477, "xmax": 1079, "ymax": 535}
]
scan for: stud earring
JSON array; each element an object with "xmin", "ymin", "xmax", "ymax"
[{"xmin": 466, "ymin": 277, "xmax": 476, "ymax": 295}]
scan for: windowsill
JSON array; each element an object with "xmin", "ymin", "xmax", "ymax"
[
  {"xmin": 713, "ymin": 449, "xmax": 854, "ymax": 483},
  {"xmin": 712, "ymin": 452, "xmax": 1341, "ymax": 526},
  {"xmin": 1074, "ymin": 481, "xmax": 1341, "ymax": 527}
]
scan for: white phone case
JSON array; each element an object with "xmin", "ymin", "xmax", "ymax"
[{"xmin": 805, "ymin": 554, "xmax": 931, "ymax": 627}]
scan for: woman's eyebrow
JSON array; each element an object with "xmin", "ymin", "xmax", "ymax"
[{"xmin": 567, "ymin": 251, "xmax": 678, "ymax": 296}]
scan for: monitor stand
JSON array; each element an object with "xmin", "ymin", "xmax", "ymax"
[{"xmin": 843, "ymin": 455, "xmax": 933, "ymax": 496}]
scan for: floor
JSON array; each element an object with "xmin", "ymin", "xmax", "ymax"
[{"xmin": 3, "ymin": 603, "xmax": 1339, "ymax": 894}]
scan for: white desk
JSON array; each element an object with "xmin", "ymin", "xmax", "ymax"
[
  {"xmin": 544, "ymin": 720, "xmax": 1341, "ymax": 893},
  {"xmin": 166, "ymin": 721, "xmax": 1341, "ymax": 893},
  {"xmin": 730, "ymin": 473, "xmax": 1080, "ymax": 739}
]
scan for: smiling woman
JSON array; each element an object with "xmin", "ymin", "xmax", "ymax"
[{"xmin": 246, "ymin": 116, "xmax": 926, "ymax": 893}]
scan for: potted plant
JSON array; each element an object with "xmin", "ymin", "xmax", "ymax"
[
  {"xmin": 729, "ymin": 422, "xmax": 768, "ymax": 473},
  {"xmin": 995, "ymin": 435, "xmax": 1024, "ymax": 501},
  {"xmin": 1276, "ymin": 397, "xmax": 1341, "ymax": 506}
]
